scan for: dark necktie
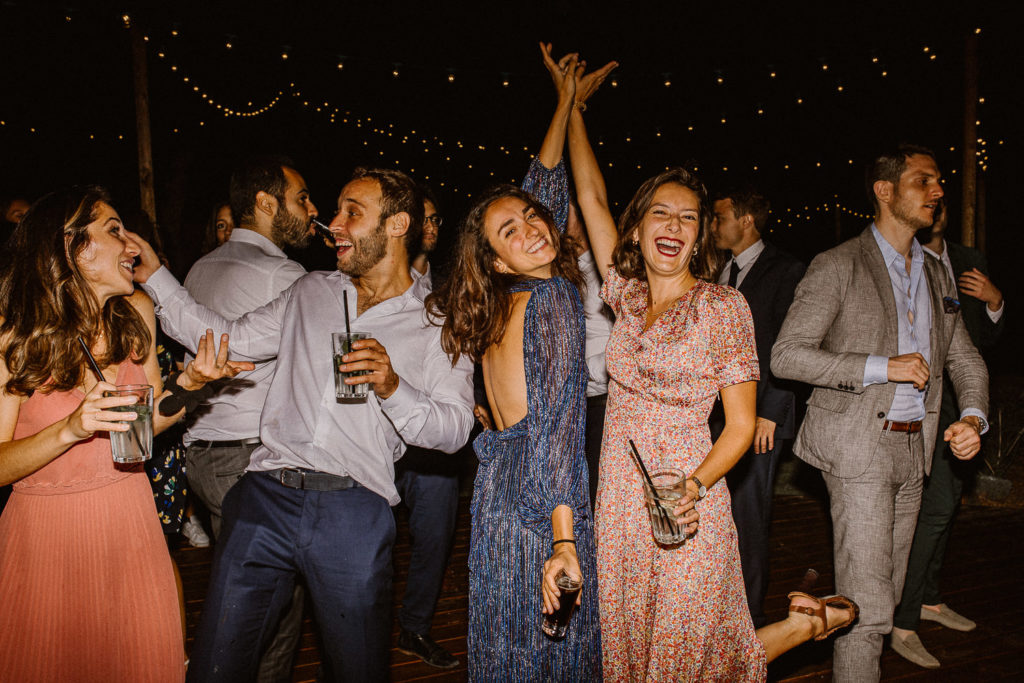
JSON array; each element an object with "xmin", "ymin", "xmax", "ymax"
[{"xmin": 728, "ymin": 260, "xmax": 741, "ymax": 288}]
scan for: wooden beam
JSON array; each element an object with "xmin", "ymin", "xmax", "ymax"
[
  {"xmin": 130, "ymin": 23, "xmax": 163, "ymax": 253},
  {"xmin": 961, "ymin": 30, "xmax": 978, "ymax": 248}
]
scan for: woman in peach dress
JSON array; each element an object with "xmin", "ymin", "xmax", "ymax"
[{"xmin": 0, "ymin": 187, "xmax": 250, "ymax": 682}]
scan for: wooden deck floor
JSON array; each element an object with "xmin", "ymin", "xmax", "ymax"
[{"xmin": 172, "ymin": 495, "xmax": 1024, "ymax": 681}]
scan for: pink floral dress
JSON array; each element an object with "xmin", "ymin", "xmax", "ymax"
[{"xmin": 596, "ymin": 268, "xmax": 766, "ymax": 681}]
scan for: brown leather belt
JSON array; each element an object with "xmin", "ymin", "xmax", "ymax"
[{"xmin": 882, "ymin": 420, "xmax": 922, "ymax": 433}]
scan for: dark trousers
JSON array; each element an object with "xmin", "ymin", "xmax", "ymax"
[
  {"xmin": 584, "ymin": 394, "xmax": 607, "ymax": 512},
  {"xmin": 394, "ymin": 448, "xmax": 459, "ymax": 635},
  {"xmin": 893, "ymin": 427, "xmax": 968, "ymax": 630},
  {"xmin": 186, "ymin": 442, "xmax": 304, "ymax": 683},
  {"xmin": 187, "ymin": 471, "xmax": 395, "ymax": 683},
  {"xmin": 726, "ymin": 438, "xmax": 783, "ymax": 628}
]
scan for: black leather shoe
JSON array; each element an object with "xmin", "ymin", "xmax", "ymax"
[{"xmin": 396, "ymin": 628, "xmax": 460, "ymax": 670}]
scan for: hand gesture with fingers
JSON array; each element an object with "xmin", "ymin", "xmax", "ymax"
[
  {"xmin": 573, "ymin": 58, "xmax": 618, "ymax": 106},
  {"xmin": 957, "ymin": 268, "xmax": 1003, "ymax": 310},
  {"xmin": 180, "ymin": 330, "xmax": 256, "ymax": 390},
  {"xmin": 124, "ymin": 230, "xmax": 163, "ymax": 284},
  {"xmin": 338, "ymin": 337, "xmax": 400, "ymax": 399},
  {"xmin": 539, "ymin": 42, "xmax": 578, "ymax": 105}
]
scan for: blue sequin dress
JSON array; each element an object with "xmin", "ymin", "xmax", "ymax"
[{"xmin": 467, "ymin": 276, "xmax": 602, "ymax": 682}]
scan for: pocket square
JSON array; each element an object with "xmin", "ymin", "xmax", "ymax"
[{"xmin": 943, "ymin": 296, "xmax": 961, "ymax": 313}]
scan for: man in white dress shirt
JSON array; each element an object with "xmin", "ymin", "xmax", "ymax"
[
  {"xmin": 179, "ymin": 156, "xmax": 318, "ymax": 683},
  {"xmin": 134, "ymin": 167, "xmax": 475, "ymax": 683}
]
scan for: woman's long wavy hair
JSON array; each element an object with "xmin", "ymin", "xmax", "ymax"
[
  {"xmin": 0, "ymin": 186, "xmax": 150, "ymax": 396},
  {"xmin": 612, "ymin": 168, "xmax": 721, "ymax": 282},
  {"xmin": 426, "ymin": 185, "xmax": 583, "ymax": 365}
]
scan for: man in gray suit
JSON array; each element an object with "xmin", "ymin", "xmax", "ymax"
[{"xmin": 771, "ymin": 144, "xmax": 988, "ymax": 682}]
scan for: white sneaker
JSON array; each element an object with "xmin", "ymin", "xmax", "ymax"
[{"xmin": 182, "ymin": 516, "xmax": 211, "ymax": 548}]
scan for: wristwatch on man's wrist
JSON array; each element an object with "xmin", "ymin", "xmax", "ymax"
[{"xmin": 689, "ymin": 476, "xmax": 707, "ymax": 500}]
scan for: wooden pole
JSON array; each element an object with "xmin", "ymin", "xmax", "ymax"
[
  {"xmin": 130, "ymin": 22, "xmax": 163, "ymax": 252},
  {"xmin": 960, "ymin": 29, "xmax": 978, "ymax": 248},
  {"xmin": 834, "ymin": 205, "xmax": 842, "ymax": 244},
  {"xmin": 977, "ymin": 174, "xmax": 986, "ymax": 254}
]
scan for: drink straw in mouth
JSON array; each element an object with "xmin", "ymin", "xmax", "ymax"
[
  {"xmin": 343, "ymin": 290, "xmax": 352, "ymax": 338},
  {"xmin": 78, "ymin": 337, "xmax": 105, "ymax": 382},
  {"xmin": 628, "ymin": 439, "xmax": 673, "ymax": 528},
  {"xmin": 310, "ymin": 217, "xmax": 334, "ymax": 241}
]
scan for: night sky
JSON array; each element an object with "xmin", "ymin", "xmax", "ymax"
[{"xmin": 1, "ymin": 1, "xmax": 1019, "ymax": 367}]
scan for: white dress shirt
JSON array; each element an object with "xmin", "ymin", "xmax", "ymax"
[
  {"xmin": 143, "ymin": 266, "xmax": 475, "ymax": 505},
  {"xmin": 717, "ymin": 239, "xmax": 766, "ymax": 289},
  {"xmin": 577, "ymin": 250, "xmax": 612, "ymax": 397},
  {"xmin": 181, "ymin": 229, "xmax": 307, "ymax": 444}
]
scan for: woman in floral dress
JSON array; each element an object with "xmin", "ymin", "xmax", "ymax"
[{"xmin": 565, "ymin": 60, "xmax": 858, "ymax": 681}]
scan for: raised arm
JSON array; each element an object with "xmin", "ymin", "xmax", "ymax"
[
  {"xmin": 537, "ymin": 43, "xmax": 577, "ymax": 171},
  {"xmin": 566, "ymin": 60, "xmax": 618, "ymax": 280}
]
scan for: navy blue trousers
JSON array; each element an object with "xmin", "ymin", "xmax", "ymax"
[
  {"xmin": 394, "ymin": 447, "xmax": 459, "ymax": 635},
  {"xmin": 187, "ymin": 471, "xmax": 395, "ymax": 683}
]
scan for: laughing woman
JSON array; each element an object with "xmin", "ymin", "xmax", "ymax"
[
  {"xmin": 565, "ymin": 63, "xmax": 859, "ymax": 680},
  {"xmin": 0, "ymin": 187, "xmax": 251, "ymax": 682}
]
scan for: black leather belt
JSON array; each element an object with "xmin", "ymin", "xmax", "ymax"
[
  {"xmin": 268, "ymin": 468, "xmax": 357, "ymax": 491},
  {"xmin": 191, "ymin": 437, "xmax": 262, "ymax": 449},
  {"xmin": 882, "ymin": 420, "xmax": 923, "ymax": 433}
]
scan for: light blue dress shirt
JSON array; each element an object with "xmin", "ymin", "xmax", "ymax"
[{"xmin": 863, "ymin": 225, "xmax": 932, "ymax": 422}]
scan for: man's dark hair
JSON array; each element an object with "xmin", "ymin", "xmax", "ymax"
[
  {"xmin": 419, "ymin": 183, "xmax": 440, "ymax": 211},
  {"xmin": 229, "ymin": 155, "xmax": 296, "ymax": 226},
  {"xmin": 714, "ymin": 185, "xmax": 771, "ymax": 233},
  {"xmin": 350, "ymin": 167, "xmax": 424, "ymax": 253},
  {"xmin": 865, "ymin": 144, "xmax": 936, "ymax": 210}
]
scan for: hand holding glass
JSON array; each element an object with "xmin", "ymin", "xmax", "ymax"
[
  {"xmin": 103, "ymin": 384, "xmax": 154, "ymax": 463},
  {"xmin": 332, "ymin": 332, "xmax": 370, "ymax": 403},
  {"xmin": 541, "ymin": 571, "xmax": 582, "ymax": 639},
  {"xmin": 644, "ymin": 467, "xmax": 689, "ymax": 545}
]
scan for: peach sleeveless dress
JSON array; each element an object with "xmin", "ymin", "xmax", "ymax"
[{"xmin": 0, "ymin": 361, "xmax": 184, "ymax": 682}]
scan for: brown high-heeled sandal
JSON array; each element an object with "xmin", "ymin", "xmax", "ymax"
[{"xmin": 788, "ymin": 591, "xmax": 860, "ymax": 641}]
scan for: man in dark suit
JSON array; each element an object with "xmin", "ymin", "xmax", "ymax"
[
  {"xmin": 890, "ymin": 202, "xmax": 1005, "ymax": 668},
  {"xmin": 710, "ymin": 186, "xmax": 805, "ymax": 627},
  {"xmin": 772, "ymin": 145, "xmax": 989, "ymax": 682}
]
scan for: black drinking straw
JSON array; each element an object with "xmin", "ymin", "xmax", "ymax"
[
  {"xmin": 343, "ymin": 291, "xmax": 352, "ymax": 337},
  {"xmin": 79, "ymin": 336, "xmax": 142, "ymax": 450},
  {"xmin": 628, "ymin": 439, "xmax": 673, "ymax": 528},
  {"xmin": 78, "ymin": 337, "xmax": 105, "ymax": 382}
]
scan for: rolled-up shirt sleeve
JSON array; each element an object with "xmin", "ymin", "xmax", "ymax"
[{"xmin": 379, "ymin": 340, "xmax": 475, "ymax": 454}]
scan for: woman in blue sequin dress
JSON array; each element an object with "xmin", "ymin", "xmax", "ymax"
[{"xmin": 426, "ymin": 51, "xmax": 601, "ymax": 681}]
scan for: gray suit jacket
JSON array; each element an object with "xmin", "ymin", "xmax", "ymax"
[{"xmin": 771, "ymin": 227, "xmax": 988, "ymax": 478}]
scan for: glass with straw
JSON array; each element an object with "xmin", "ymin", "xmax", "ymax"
[
  {"xmin": 333, "ymin": 291, "xmax": 370, "ymax": 403},
  {"xmin": 629, "ymin": 439, "xmax": 688, "ymax": 545},
  {"xmin": 78, "ymin": 337, "xmax": 154, "ymax": 463}
]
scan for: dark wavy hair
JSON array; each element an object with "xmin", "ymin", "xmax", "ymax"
[
  {"xmin": 426, "ymin": 185, "xmax": 583, "ymax": 365},
  {"xmin": 0, "ymin": 186, "xmax": 150, "ymax": 396},
  {"xmin": 865, "ymin": 143, "xmax": 936, "ymax": 211},
  {"xmin": 612, "ymin": 168, "xmax": 720, "ymax": 282}
]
